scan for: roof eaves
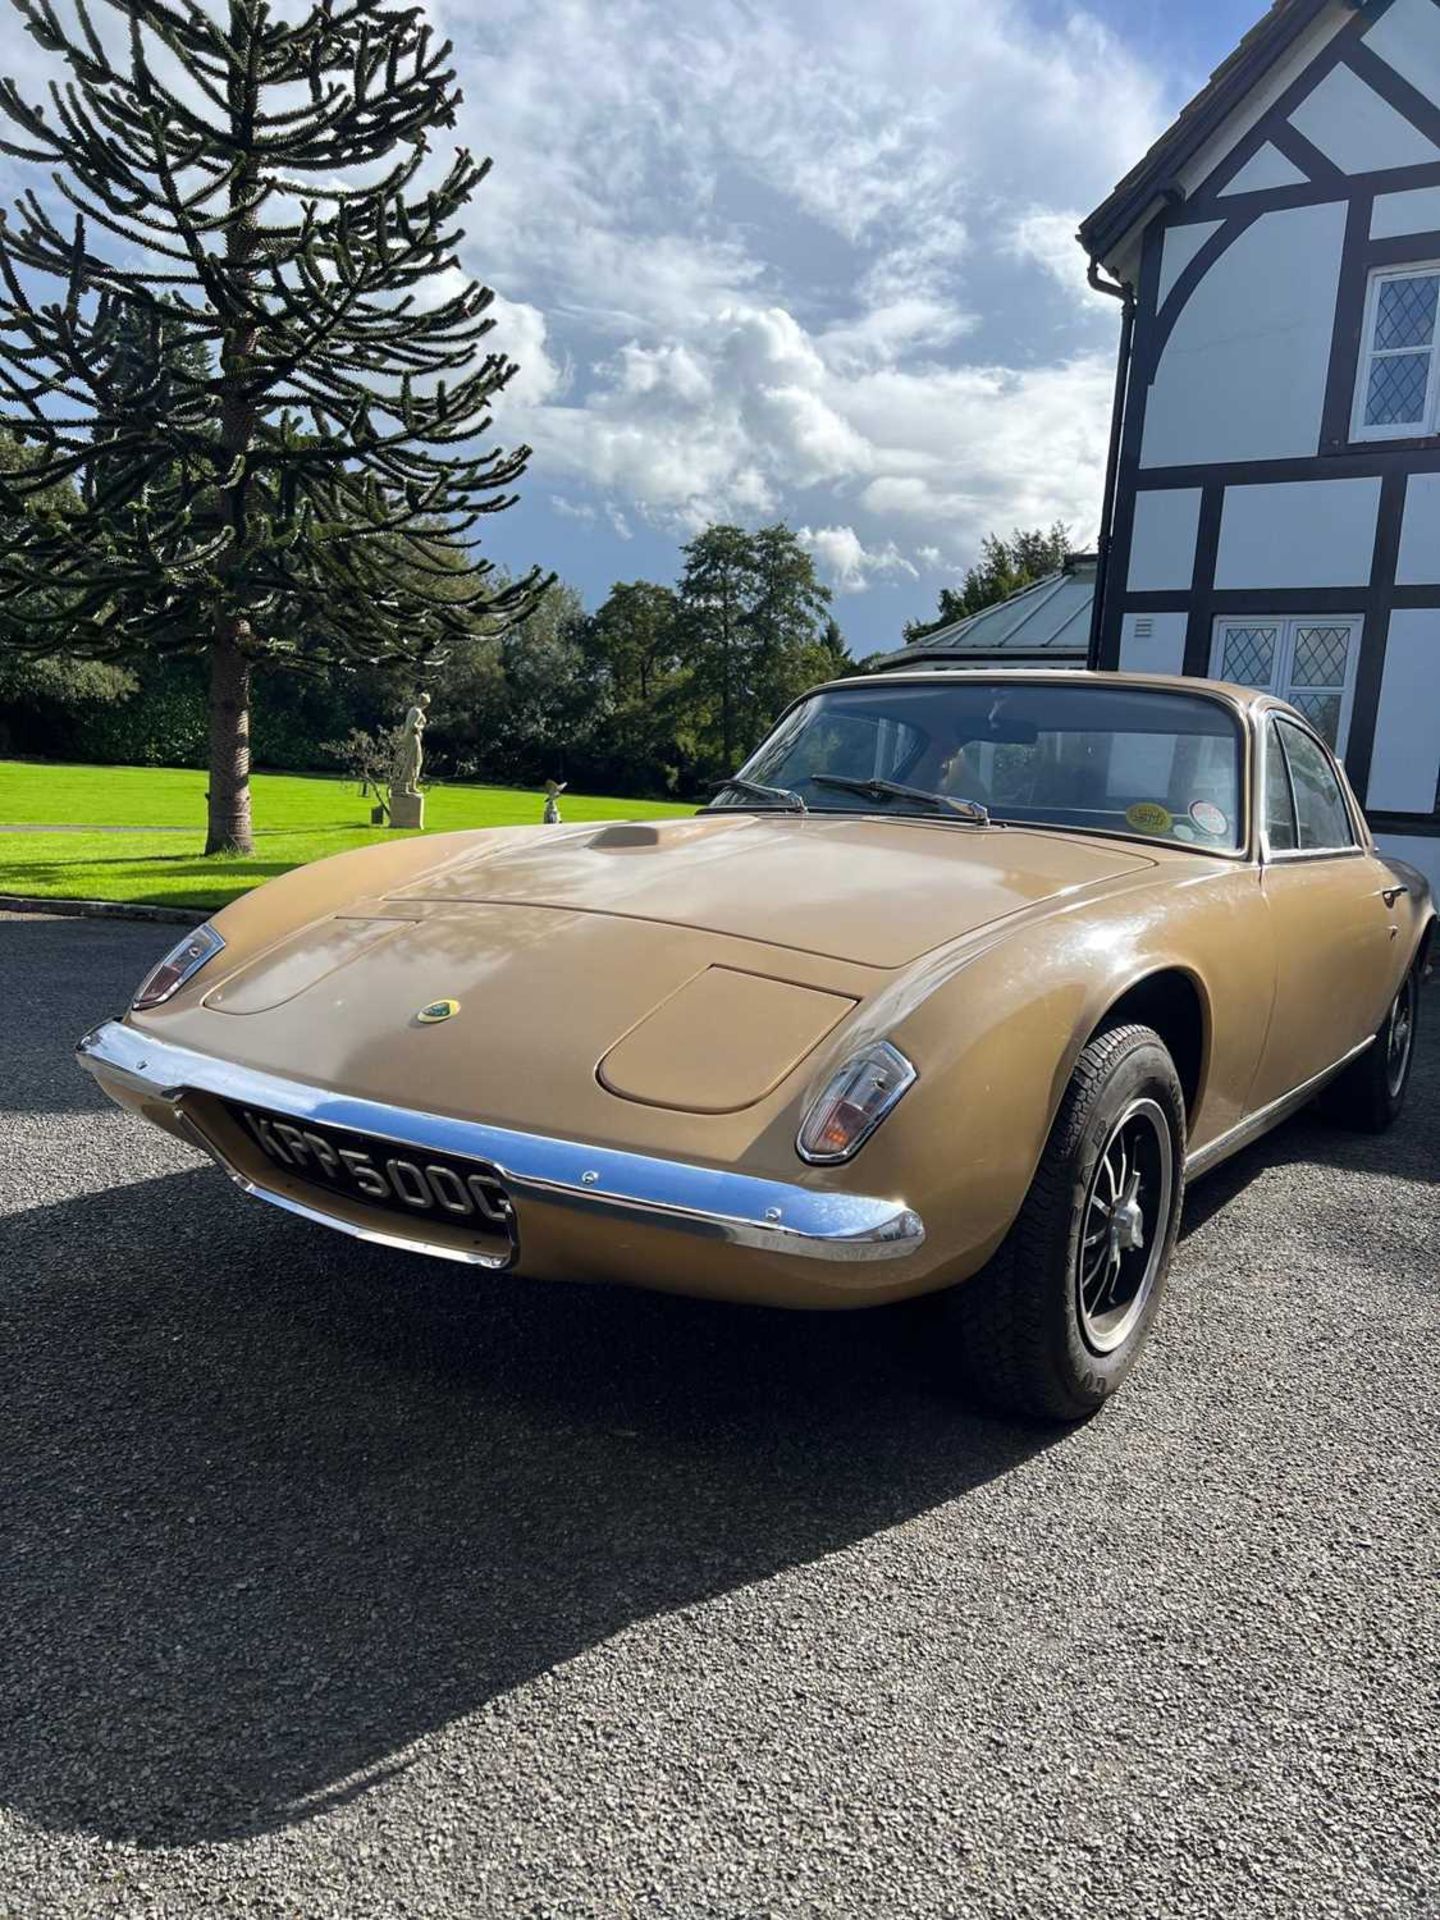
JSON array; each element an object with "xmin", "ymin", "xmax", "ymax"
[{"xmin": 1077, "ymin": 0, "xmax": 1338, "ymax": 267}]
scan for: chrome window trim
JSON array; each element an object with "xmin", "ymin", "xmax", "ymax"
[
  {"xmin": 76, "ymin": 1021, "xmax": 925, "ymax": 1265},
  {"xmin": 1256, "ymin": 709, "xmax": 1366, "ymax": 865}
]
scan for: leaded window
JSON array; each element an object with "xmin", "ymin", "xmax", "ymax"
[
  {"xmin": 1211, "ymin": 616, "xmax": 1361, "ymax": 753},
  {"xmin": 1354, "ymin": 265, "xmax": 1440, "ymax": 440}
]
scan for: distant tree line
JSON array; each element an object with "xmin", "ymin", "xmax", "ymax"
[{"xmin": 0, "ymin": 513, "xmax": 850, "ymax": 799}]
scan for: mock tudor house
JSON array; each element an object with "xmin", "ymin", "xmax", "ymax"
[{"xmin": 1081, "ymin": 0, "xmax": 1440, "ymax": 891}]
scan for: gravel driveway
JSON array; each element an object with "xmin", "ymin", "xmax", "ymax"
[{"xmin": 2, "ymin": 911, "xmax": 1436, "ymax": 1919}]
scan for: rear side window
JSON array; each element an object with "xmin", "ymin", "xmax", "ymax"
[
  {"xmin": 1276, "ymin": 720, "xmax": 1356, "ymax": 851},
  {"xmin": 1263, "ymin": 721, "xmax": 1298, "ymax": 851}
]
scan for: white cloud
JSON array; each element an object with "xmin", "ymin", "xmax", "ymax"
[
  {"xmin": 507, "ymin": 305, "xmax": 1113, "ymax": 559},
  {"xmin": 486, "ymin": 293, "xmax": 565, "ymax": 406},
  {"xmin": 1006, "ymin": 210, "xmax": 1116, "ymax": 307},
  {"xmin": 800, "ymin": 525, "xmax": 918, "ymax": 594},
  {"xmin": 421, "ymin": 0, "xmax": 1167, "ymax": 576},
  {"xmin": 550, "ymin": 495, "xmax": 597, "ymax": 524},
  {"xmin": 3, "ymin": 0, "xmax": 1172, "ymax": 598}
]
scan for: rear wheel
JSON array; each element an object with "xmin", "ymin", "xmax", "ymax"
[
  {"xmin": 945, "ymin": 1023, "xmax": 1186, "ymax": 1423},
  {"xmin": 1318, "ymin": 966, "xmax": 1419, "ymax": 1133}
]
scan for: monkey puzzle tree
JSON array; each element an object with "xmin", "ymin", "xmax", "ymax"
[{"xmin": 0, "ymin": 0, "xmax": 543, "ymax": 853}]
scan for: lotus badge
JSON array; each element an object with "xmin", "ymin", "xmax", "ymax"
[{"xmin": 416, "ymin": 998, "xmax": 460, "ymax": 1025}]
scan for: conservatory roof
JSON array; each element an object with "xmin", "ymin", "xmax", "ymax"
[{"xmin": 882, "ymin": 555, "xmax": 1095, "ymax": 669}]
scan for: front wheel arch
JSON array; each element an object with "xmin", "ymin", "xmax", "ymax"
[{"xmin": 1082, "ymin": 966, "xmax": 1209, "ymax": 1130}]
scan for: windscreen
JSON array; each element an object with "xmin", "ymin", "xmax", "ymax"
[{"xmin": 717, "ymin": 680, "xmax": 1245, "ymax": 851}]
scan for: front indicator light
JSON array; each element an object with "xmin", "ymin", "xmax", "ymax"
[
  {"xmin": 132, "ymin": 923, "xmax": 226, "ymax": 1010},
  {"xmin": 797, "ymin": 1040, "xmax": 917, "ymax": 1165}
]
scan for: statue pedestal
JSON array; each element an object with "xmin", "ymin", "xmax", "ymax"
[{"xmin": 389, "ymin": 790, "xmax": 425, "ymax": 830}]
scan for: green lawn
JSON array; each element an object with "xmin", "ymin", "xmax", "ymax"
[{"xmin": 0, "ymin": 759, "xmax": 695, "ymax": 911}]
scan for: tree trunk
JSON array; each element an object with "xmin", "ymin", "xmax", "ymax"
[
  {"xmin": 720, "ymin": 592, "xmax": 734, "ymax": 769},
  {"xmin": 204, "ymin": 0, "xmax": 260, "ymax": 860},
  {"xmin": 206, "ymin": 619, "xmax": 254, "ymax": 855}
]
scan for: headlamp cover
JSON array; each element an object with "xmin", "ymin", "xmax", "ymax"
[
  {"xmin": 797, "ymin": 1039, "xmax": 916, "ymax": 1164},
  {"xmin": 132, "ymin": 923, "xmax": 226, "ymax": 1010}
]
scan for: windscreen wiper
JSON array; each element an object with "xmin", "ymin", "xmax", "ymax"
[
  {"xmin": 810, "ymin": 774, "xmax": 990, "ymax": 824},
  {"xmin": 709, "ymin": 775, "xmax": 807, "ymax": 813}
]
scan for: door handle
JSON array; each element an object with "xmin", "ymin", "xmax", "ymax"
[{"xmin": 1380, "ymin": 884, "xmax": 1410, "ymax": 908}]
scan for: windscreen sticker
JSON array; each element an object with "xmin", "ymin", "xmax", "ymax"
[
  {"xmin": 1172, "ymin": 821, "xmax": 1198, "ymax": 842},
  {"xmin": 1125, "ymin": 801, "xmax": 1173, "ymax": 836},
  {"xmin": 1189, "ymin": 800, "xmax": 1228, "ymax": 838}
]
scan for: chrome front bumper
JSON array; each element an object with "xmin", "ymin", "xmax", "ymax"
[{"xmin": 76, "ymin": 1020, "xmax": 925, "ymax": 1267}]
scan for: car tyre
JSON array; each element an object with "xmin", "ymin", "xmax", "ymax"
[
  {"xmin": 945, "ymin": 1022, "xmax": 1187, "ymax": 1423},
  {"xmin": 1317, "ymin": 965, "xmax": 1419, "ymax": 1133}
]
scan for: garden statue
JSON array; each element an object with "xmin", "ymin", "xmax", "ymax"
[
  {"xmin": 396, "ymin": 693, "xmax": 430, "ymax": 794},
  {"xmin": 543, "ymin": 778, "xmax": 567, "ymax": 825},
  {"xmin": 389, "ymin": 692, "xmax": 431, "ymax": 830}
]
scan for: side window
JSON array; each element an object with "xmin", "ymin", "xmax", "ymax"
[
  {"xmin": 1263, "ymin": 722, "xmax": 1298, "ymax": 851},
  {"xmin": 1276, "ymin": 721, "xmax": 1355, "ymax": 852}
]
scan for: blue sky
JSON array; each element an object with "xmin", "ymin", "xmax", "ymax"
[
  {"xmin": 443, "ymin": 0, "xmax": 1271, "ymax": 654},
  {"xmin": 1, "ymin": 0, "xmax": 1268, "ymax": 656}
]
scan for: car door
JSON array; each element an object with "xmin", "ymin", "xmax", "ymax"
[{"xmin": 1250, "ymin": 714, "xmax": 1400, "ymax": 1110}]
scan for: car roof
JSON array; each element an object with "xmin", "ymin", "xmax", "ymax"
[{"xmin": 808, "ymin": 668, "xmax": 1272, "ymax": 713}]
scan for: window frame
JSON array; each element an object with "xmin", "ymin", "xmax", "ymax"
[
  {"xmin": 1209, "ymin": 614, "xmax": 1362, "ymax": 758},
  {"xmin": 1256, "ymin": 711, "xmax": 1365, "ymax": 865},
  {"xmin": 1350, "ymin": 261, "xmax": 1440, "ymax": 444}
]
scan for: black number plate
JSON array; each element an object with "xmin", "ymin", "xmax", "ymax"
[{"xmin": 223, "ymin": 1099, "xmax": 514, "ymax": 1239}]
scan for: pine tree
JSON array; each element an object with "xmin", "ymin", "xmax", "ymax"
[
  {"xmin": 678, "ymin": 524, "xmax": 757, "ymax": 771},
  {"xmin": 746, "ymin": 522, "xmax": 830, "ymax": 726},
  {"xmin": 0, "ymin": 0, "xmax": 544, "ymax": 853},
  {"xmin": 678, "ymin": 523, "xmax": 833, "ymax": 774}
]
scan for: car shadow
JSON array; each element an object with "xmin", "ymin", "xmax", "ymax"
[{"xmin": 0, "ymin": 1165, "xmax": 1054, "ymax": 1848}]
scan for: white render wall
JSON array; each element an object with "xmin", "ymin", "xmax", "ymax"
[
  {"xmin": 1367, "ymin": 611, "xmax": 1440, "ymax": 812},
  {"xmin": 1127, "ymin": 489, "xmax": 1203, "ymax": 592},
  {"xmin": 1375, "ymin": 831, "xmax": 1440, "ymax": 896},
  {"xmin": 1371, "ymin": 183, "xmax": 1440, "ymax": 237},
  {"xmin": 1396, "ymin": 472, "xmax": 1440, "ymax": 583},
  {"xmin": 1364, "ymin": 0, "xmax": 1440, "ymax": 103},
  {"xmin": 1219, "ymin": 144, "xmax": 1307, "ymax": 195},
  {"xmin": 1214, "ymin": 477, "xmax": 1382, "ymax": 588},
  {"xmin": 1290, "ymin": 61, "xmax": 1440, "ymax": 172},
  {"xmin": 1141, "ymin": 204, "xmax": 1347, "ymax": 468},
  {"xmin": 1118, "ymin": 612, "xmax": 1187, "ymax": 676},
  {"xmin": 1157, "ymin": 221, "xmax": 1221, "ymax": 305}
]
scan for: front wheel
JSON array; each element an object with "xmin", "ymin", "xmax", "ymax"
[{"xmin": 944, "ymin": 1023, "xmax": 1187, "ymax": 1423}]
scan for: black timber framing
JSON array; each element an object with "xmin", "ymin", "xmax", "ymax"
[
  {"xmin": 1345, "ymin": 468, "xmax": 1407, "ymax": 802},
  {"xmin": 1079, "ymin": 0, "xmax": 1349, "ymax": 261},
  {"xmin": 1091, "ymin": 0, "xmax": 1440, "ymax": 825}
]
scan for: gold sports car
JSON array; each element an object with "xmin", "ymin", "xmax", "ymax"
[{"xmin": 79, "ymin": 672, "xmax": 1433, "ymax": 1420}]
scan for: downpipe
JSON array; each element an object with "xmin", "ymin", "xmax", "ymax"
[{"xmin": 1086, "ymin": 257, "xmax": 1135, "ymax": 672}]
